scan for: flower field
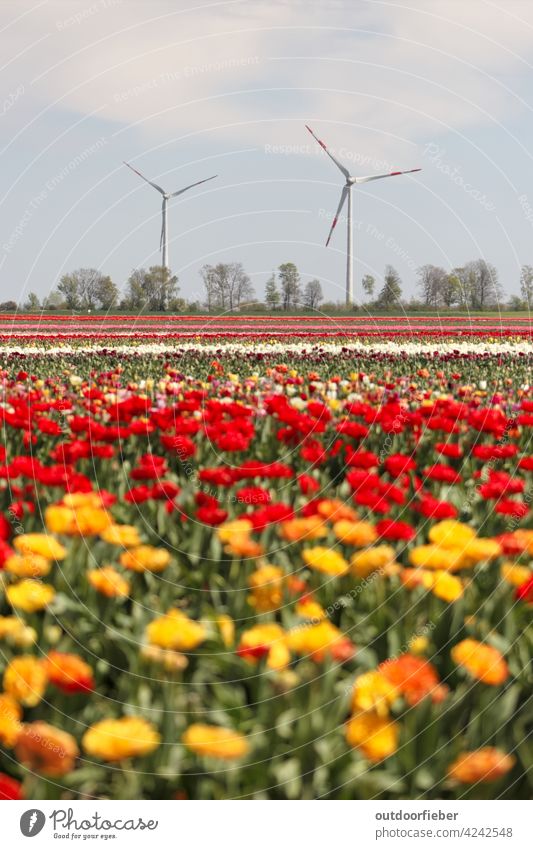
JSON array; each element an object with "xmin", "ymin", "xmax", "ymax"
[
  {"xmin": 0, "ymin": 312, "xmax": 533, "ymax": 347},
  {"xmin": 0, "ymin": 318, "xmax": 531, "ymax": 801}
]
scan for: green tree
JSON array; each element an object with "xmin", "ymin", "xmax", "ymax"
[
  {"xmin": 123, "ymin": 266, "xmax": 178, "ymax": 312},
  {"xmin": 303, "ymin": 278, "xmax": 323, "ymax": 310},
  {"xmin": 361, "ymin": 274, "xmax": 375, "ymax": 299},
  {"xmin": 168, "ymin": 296, "xmax": 187, "ymax": 313},
  {"xmin": 200, "ymin": 263, "xmax": 254, "ymax": 312},
  {"xmin": 95, "ymin": 276, "xmax": 119, "ymax": 310},
  {"xmin": 278, "ymin": 262, "xmax": 301, "ymax": 310},
  {"xmin": 57, "ymin": 268, "xmax": 118, "ymax": 310},
  {"xmin": 57, "ymin": 273, "xmax": 81, "ymax": 309},
  {"xmin": 520, "ymin": 264, "xmax": 533, "ymax": 307},
  {"xmin": 464, "ymin": 259, "xmax": 500, "ymax": 310},
  {"xmin": 377, "ymin": 265, "xmax": 402, "ymax": 308},
  {"xmin": 23, "ymin": 292, "xmax": 41, "ymax": 311},
  {"xmin": 450, "ymin": 266, "xmax": 475, "ymax": 309},
  {"xmin": 42, "ymin": 291, "xmax": 65, "ymax": 311},
  {"xmin": 146, "ymin": 265, "xmax": 179, "ymax": 312},
  {"xmin": 417, "ymin": 264, "xmax": 447, "ymax": 308},
  {"xmin": 441, "ymin": 273, "xmax": 462, "ymax": 308},
  {"xmin": 122, "ymin": 269, "xmax": 147, "ymax": 310},
  {"xmin": 264, "ymin": 273, "xmax": 281, "ymax": 310},
  {"xmin": 508, "ymin": 294, "xmax": 526, "ymax": 311}
]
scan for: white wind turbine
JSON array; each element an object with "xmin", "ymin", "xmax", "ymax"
[
  {"xmin": 306, "ymin": 126, "xmax": 421, "ymax": 306},
  {"xmin": 124, "ymin": 162, "xmax": 217, "ymax": 270}
]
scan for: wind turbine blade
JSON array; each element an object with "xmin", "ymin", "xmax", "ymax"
[
  {"xmin": 170, "ymin": 175, "xmax": 217, "ymax": 198},
  {"xmin": 160, "ymin": 201, "xmax": 165, "ymax": 250},
  {"xmin": 305, "ymin": 125, "xmax": 351, "ymax": 180},
  {"xmin": 124, "ymin": 161, "xmax": 166, "ymax": 194},
  {"xmin": 325, "ymin": 186, "xmax": 349, "ymax": 247},
  {"xmin": 355, "ymin": 168, "xmax": 421, "ymax": 184}
]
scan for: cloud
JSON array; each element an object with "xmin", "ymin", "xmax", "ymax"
[{"xmin": 2, "ymin": 0, "xmax": 533, "ymax": 165}]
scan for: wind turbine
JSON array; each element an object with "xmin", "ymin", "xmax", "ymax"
[
  {"xmin": 306, "ymin": 126, "xmax": 421, "ymax": 306},
  {"xmin": 124, "ymin": 162, "xmax": 217, "ymax": 270}
]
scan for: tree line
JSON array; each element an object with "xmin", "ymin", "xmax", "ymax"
[
  {"xmin": 13, "ymin": 262, "xmax": 325, "ymax": 313},
  {"xmin": 7, "ymin": 259, "xmax": 533, "ymax": 313}
]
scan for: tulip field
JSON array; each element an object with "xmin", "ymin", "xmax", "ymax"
[
  {"xmin": 0, "ymin": 314, "xmax": 531, "ymax": 801},
  {"xmin": 1, "ymin": 311, "xmax": 533, "ymax": 345}
]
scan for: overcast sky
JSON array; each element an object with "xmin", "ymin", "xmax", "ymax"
[{"xmin": 1, "ymin": 0, "xmax": 533, "ymax": 305}]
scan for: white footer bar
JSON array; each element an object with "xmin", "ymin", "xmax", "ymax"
[{"xmin": 3, "ymin": 800, "xmax": 529, "ymax": 848}]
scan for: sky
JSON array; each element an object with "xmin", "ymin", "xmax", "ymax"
[{"xmin": 1, "ymin": 0, "xmax": 533, "ymax": 306}]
